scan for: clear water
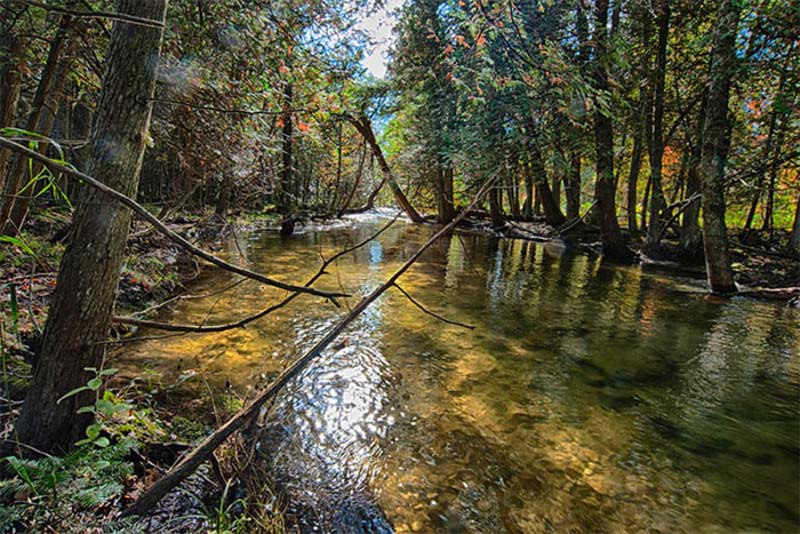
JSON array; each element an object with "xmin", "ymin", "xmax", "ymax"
[{"xmin": 115, "ymin": 215, "xmax": 800, "ymax": 533}]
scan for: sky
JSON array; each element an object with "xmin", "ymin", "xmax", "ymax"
[{"xmin": 356, "ymin": 0, "xmax": 404, "ymax": 78}]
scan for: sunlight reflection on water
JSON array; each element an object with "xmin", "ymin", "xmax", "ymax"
[{"xmin": 115, "ymin": 214, "xmax": 800, "ymax": 533}]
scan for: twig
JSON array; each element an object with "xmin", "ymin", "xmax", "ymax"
[
  {"xmin": 392, "ymin": 283, "xmax": 475, "ymax": 330},
  {"xmin": 14, "ymin": 0, "xmax": 165, "ymax": 28},
  {"xmin": 121, "ymin": 176, "xmax": 497, "ymax": 517},
  {"xmin": 558, "ymin": 200, "xmax": 598, "ymax": 234},
  {"xmin": 0, "ymin": 136, "xmax": 347, "ymax": 301},
  {"xmin": 113, "ymin": 214, "xmax": 402, "ymax": 333}
]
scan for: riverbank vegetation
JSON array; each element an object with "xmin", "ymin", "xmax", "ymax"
[{"xmin": 0, "ymin": 0, "xmax": 798, "ymax": 531}]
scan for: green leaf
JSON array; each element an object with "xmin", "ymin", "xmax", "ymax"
[
  {"xmin": 87, "ymin": 377, "xmax": 103, "ymax": 391},
  {"xmin": 85, "ymin": 423, "xmax": 101, "ymax": 440},
  {"xmin": 98, "ymin": 368, "xmax": 118, "ymax": 377},
  {"xmin": 94, "ymin": 437, "xmax": 110, "ymax": 448},
  {"xmin": 76, "ymin": 405, "xmax": 96, "ymax": 415},
  {"xmin": 95, "ymin": 399, "xmax": 115, "ymax": 416},
  {"xmin": 0, "ymin": 235, "xmax": 35, "ymax": 257}
]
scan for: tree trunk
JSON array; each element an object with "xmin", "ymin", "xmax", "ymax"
[
  {"xmin": 508, "ymin": 166, "xmax": 521, "ymax": 219},
  {"xmin": 530, "ymin": 143, "xmax": 566, "ymax": 227},
  {"xmin": 347, "ymin": 113, "xmax": 424, "ymax": 223},
  {"xmin": 489, "ymin": 184, "xmax": 504, "ymax": 226},
  {"xmin": 680, "ymin": 90, "xmax": 708, "ymax": 257},
  {"xmin": 790, "ymin": 195, "xmax": 800, "ymax": 256},
  {"xmin": 0, "ymin": 32, "xmax": 23, "ymax": 194},
  {"xmin": 627, "ymin": 6, "xmax": 651, "ymax": 233},
  {"xmin": 6, "ymin": 38, "xmax": 76, "ymax": 235},
  {"xmin": 279, "ymin": 81, "xmax": 295, "ymax": 235},
  {"xmin": 645, "ymin": 2, "xmax": 670, "ymax": 251},
  {"xmin": 699, "ymin": 0, "xmax": 740, "ymax": 293},
  {"xmin": 15, "ymin": 0, "xmax": 168, "ymax": 453},
  {"xmin": 592, "ymin": 0, "xmax": 632, "ymax": 261},
  {"xmin": 1, "ymin": 10, "xmax": 73, "ymax": 233},
  {"xmin": 566, "ymin": 151, "xmax": 581, "ymax": 219},
  {"xmin": 761, "ymin": 118, "xmax": 785, "ymax": 233},
  {"xmin": 522, "ymin": 158, "xmax": 534, "ymax": 218}
]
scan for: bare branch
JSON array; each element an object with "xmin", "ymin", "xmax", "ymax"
[
  {"xmin": 14, "ymin": 0, "xmax": 165, "ymax": 28},
  {"xmin": 112, "ymin": 213, "xmax": 403, "ymax": 333},
  {"xmin": 392, "ymin": 283, "xmax": 475, "ymax": 330},
  {"xmin": 0, "ymin": 136, "xmax": 348, "ymax": 301}
]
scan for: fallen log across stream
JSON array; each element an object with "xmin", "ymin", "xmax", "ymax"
[{"xmin": 121, "ymin": 176, "xmax": 498, "ymax": 517}]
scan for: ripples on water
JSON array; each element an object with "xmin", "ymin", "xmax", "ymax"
[{"xmin": 116, "ymin": 215, "xmax": 800, "ymax": 533}]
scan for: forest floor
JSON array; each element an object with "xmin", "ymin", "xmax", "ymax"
[{"xmin": 1, "ymin": 208, "xmax": 798, "ymax": 532}]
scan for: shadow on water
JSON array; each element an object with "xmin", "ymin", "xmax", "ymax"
[{"xmin": 115, "ymin": 216, "xmax": 800, "ymax": 533}]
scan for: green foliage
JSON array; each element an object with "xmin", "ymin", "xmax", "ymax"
[{"xmin": 0, "ymin": 439, "xmax": 136, "ymax": 530}]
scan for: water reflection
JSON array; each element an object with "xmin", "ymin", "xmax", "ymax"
[{"xmin": 115, "ymin": 216, "xmax": 800, "ymax": 533}]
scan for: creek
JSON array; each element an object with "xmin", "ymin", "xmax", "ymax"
[{"xmin": 115, "ymin": 213, "xmax": 799, "ymax": 533}]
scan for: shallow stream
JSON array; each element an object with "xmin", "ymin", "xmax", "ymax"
[{"xmin": 116, "ymin": 214, "xmax": 799, "ymax": 533}]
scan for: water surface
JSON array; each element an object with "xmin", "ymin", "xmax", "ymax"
[{"xmin": 116, "ymin": 215, "xmax": 800, "ymax": 533}]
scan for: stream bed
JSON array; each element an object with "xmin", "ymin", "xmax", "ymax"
[{"xmin": 116, "ymin": 213, "xmax": 799, "ymax": 533}]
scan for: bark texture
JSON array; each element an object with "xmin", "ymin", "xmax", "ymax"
[
  {"xmin": 592, "ymin": 0, "xmax": 632, "ymax": 261},
  {"xmin": 279, "ymin": 81, "xmax": 295, "ymax": 235},
  {"xmin": 699, "ymin": 0, "xmax": 740, "ymax": 293},
  {"xmin": 0, "ymin": 31, "xmax": 23, "ymax": 193},
  {"xmin": 15, "ymin": 0, "xmax": 168, "ymax": 453}
]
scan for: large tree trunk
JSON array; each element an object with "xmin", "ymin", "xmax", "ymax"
[
  {"xmin": 699, "ymin": 0, "xmax": 740, "ymax": 294},
  {"xmin": 347, "ymin": 113, "xmax": 424, "ymax": 223},
  {"xmin": 0, "ymin": 32, "xmax": 23, "ymax": 194},
  {"xmin": 15, "ymin": 0, "xmax": 167, "ymax": 453},
  {"xmin": 592, "ymin": 0, "xmax": 632, "ymax": 261},
  {"xmin": 644, "ymin": 2, "xmax": 670, "ymax": 251},
  {"xmin": 279, "ymin": 81, "xmax": 295, "ymax": 235}
]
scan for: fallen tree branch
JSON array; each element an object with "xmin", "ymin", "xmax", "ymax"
[
  {"xmin": 392, "ymin": 283, "xmax": 475, "ymax": 330},
  {"xmin": 14, "ymin": 0, "xmax": 165, "ymax": 28},
  {"xmin": 558, "ymin": 200, "xmax": 598, "ymax": 234},
  {"xmin": 112, "ymin": 214, "xmax": 402, "ymax": 333},
  {"xmin": 0, "ymin": 136, "xmax": 346, "ymax": 301},
  {"xmin": 654, "ymin": 192, "xmax": 701, "ymax": 246},
  {"xmin": 121, "ymin": 175, "xmax": 497, "ymax": 517}
]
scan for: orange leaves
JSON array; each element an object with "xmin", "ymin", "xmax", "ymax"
[
  {"xmin": 444, "ymin": 44, "xmax": 456, "ymax": 56},
  {"xmin": 455, "ymin": 35, "xmax": 471, "ymax": 49},
  {"xmin": 476, "ymin": 34, "xmax": 487, "ymax": 48},
  {"xmin": 296, "ymin": 121, "xmax": 311, "ymax": 133}
]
